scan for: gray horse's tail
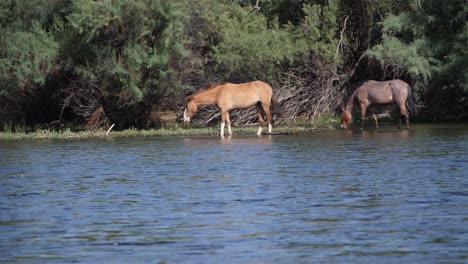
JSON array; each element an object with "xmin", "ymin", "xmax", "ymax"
[
  {"xmin": 406, "ymin": 85, "xmax": 419, "ymax": 117},
  {"xmin": 271, "ymin": 95, "xmax": 283, "ymax": 118}
]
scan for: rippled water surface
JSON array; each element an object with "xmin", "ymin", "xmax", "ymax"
[{"xmin": 1, "ymin": 124, "xmax": 467, "ymax": 263}]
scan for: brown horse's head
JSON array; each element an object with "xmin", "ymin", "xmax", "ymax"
[
  {"xmin": 183, "ymin": 96, "xmax": 197, "ymax": 122},
  {"xmin": 340, "ymin": 107, "xmax": 351, "ymax": 129}
]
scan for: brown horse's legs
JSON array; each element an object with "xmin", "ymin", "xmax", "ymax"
[
  {"xmin": 220, "ymin": 111, "xmax": 225, "ymax": 137},
  {"xmin": 255, "ymin": 103, "xmax": 265, "ymax": 135},
  {"xmin": 225, "ymin": 112, "xmax": 232, "ymax": 135},
  {"xmin": 220, "ymin": 110, "xmax": 231, "ymax": 137},
  {"xmin": 262, "ymin": 103, "xmax": 273, "ymax": 133},
  {"xmin": 255, "ymin": 103, "xmax": 265, "ymax": 126}
]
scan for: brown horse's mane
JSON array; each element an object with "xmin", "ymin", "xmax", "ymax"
[{"xmin": 187, "ymin": 82, "xmax": 229, "ymax": 101}]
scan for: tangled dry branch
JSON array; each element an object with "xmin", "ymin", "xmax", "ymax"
[{"xmin": 59, "ymin": 78, "xmax": 108, "ymax": 130}]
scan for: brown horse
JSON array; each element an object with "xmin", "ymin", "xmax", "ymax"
[
  {"xmin": 340, "ymin": 79, "xmax": 417, "ymax": 130},
  {"xmin": 183, "ymin": 81, "xmax": 282, "ymax": 136}
]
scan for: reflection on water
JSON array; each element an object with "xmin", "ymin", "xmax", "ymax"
[{"xmin": 1, "ymin": 124, "xmax": 467, "ymax": 263}]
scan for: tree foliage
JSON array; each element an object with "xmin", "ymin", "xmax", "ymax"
[
  {"xmin": 197, "ymin": 0, "xmax": 338, "ymax": 81},
  {"xmin": 1, "ymin": 0, "xmax": 191, "ymax": 128},
  {"xmin": 209, "ymin": 3, "xmax": 304, "ymax": 81},
  {"xmin": 0, "ymin": 0, "xmax": 60, "ymax": 95},
  {"xmin": 63, "ymin": 0, "xmax": 190, "ymax": 99}
]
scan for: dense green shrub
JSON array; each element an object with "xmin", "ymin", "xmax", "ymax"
[
  {"xmin": 1, "ymin": 0, "xmax": 192, "ymax": 129},
  {"xmin": 367, "ymin": 0, "xmax": 467, "ymax": 118},
  {"xmin": 63, "ymin": 0, "xmax": 190, "ymax": 100},
  {"xmin": 0, "ymin": 0, "xmax": 60, "ymax": 95},
  {"xmin": 196, "ymin": 0, "xmax": 339, "ymax": 81}
]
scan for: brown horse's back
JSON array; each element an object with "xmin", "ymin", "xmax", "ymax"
[{"xmin": 216, "ymin": 81, "xmax": 273, "ymax": 109}]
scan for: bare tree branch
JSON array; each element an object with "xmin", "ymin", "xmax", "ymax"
[
  {"xmin": 248, "ymin": 0, "xmax": 261, "ymax": 15},
  {"xmin": 335, "ymin": 15, "xmax": 350, "ymax": 61}
]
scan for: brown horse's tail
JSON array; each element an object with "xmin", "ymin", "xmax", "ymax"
[
  {"xmin": 271, "ymin": 95, "xmax": 283, "ymax": 118},
  {"xmin": 406, "ymin": 85, "xmax": 419, "ymax": 117}
]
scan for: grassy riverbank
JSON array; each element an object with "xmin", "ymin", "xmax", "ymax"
[{"xmin": 0, "ymin": 116, "xmax": 339, "ymax": 140}]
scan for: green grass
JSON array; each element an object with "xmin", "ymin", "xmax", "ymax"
[
  {"xmin": 288, "ymin": 115, "xmax": 339, "ymax": 129},
  {"xmin": 0, "ymin": 116, "xmax": 340, "ymax": 140},
  {"xmin": 0, "ymin": 127, "xmax": 214, "ymax": 140}
]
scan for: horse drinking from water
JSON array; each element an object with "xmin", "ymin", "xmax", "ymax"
[
  {"xmin": 340, "ymin": 79, "xmax": 417, "ymax": 130},
  {"xmin": 183, "ymin": 81, "xmax": 282, "ymax": 137}
]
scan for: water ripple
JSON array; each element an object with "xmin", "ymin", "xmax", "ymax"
[{"xmin": 1, "ymin": 124, "xmax": 467, "ymax": 263}]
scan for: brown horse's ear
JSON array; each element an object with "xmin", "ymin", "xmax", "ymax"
[{"xmin": 339, "ymin": 106, "xmax": 345, "ymax": 112}]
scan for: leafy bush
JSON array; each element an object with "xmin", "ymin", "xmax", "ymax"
[
  {"xmin": 367, "ymin": 0, "xmax": 467, "ymax": 118},
  {"xmin": 201, "ymin": 1, "xmax": 338, "ymax": 82},
  {"xmin": 1, "ymin": 27, "xmax": 58, "ymax": 92}
]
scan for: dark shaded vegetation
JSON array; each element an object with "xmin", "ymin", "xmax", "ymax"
[{"xmin": 1, "ymin": 0, "xmax": 466, "ymax": 131}]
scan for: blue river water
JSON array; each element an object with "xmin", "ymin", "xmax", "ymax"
[{"xmin": 1, "ymin": 124, "xmax": 467, "ymax": 263}]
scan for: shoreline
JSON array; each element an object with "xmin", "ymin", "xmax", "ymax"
[
  {"xmin": 0, "ymin": 123, "xmax": 337, "ymax": 141},
  {"xmin": 4, "ymin": 119, "xmax": 466, "ymax": 141},
  {"xmin": 0, "ymin": 115, "xmax": 340, "ymax": 140}
]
